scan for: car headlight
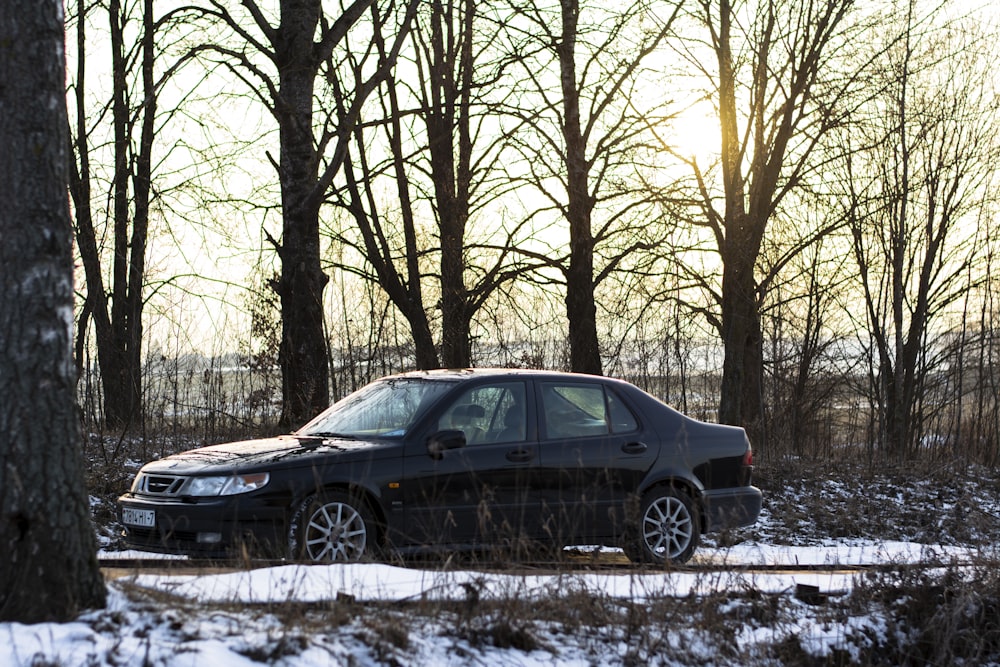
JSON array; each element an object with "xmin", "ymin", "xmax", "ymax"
[{"xmin": 183, "ymin": 473, "xmax": 270, "ymax": 497}]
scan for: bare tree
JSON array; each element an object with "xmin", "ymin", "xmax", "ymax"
[
  {"xmin": 419, "ymin": 0, "xmax": 498, "ymax": 368},
  {"xmin": 965, "ymin": 237, "xmax": 1000, "ymax": 464},
  {"xmin": 842, "ymin": 8, "xmax": 1000, "ymax": 459},
  {"xmin": 669, "ymin": 0, "xmax": 864, "ymax": 442},
  {"xmin": 337, "ymin": 128, "xmax": 441, "ymax": 371},
  {"xmin": 331, "ymin": 0, "xmax": 534, "ymax": 369},
  {"xmin": 0, "ymin": 0, "xmax": 107, "ymax": 621},
  {"xmin": 194, "ymin": 0, "xmax": 418, "ymax": 426},
  {"xmin": 68, "ymin": 0, "xmax": 159, "ymax": 428},
  {"xmin": 761, "ymin": 233, "xmax": 853, "ymax": 457},
  {"xmin": 499, "ymin": 0, "xmax": 681, "ymax": 375},
  {"xmin": 67, "ymin": 0, "xmax": 214, "ymax": 429}
]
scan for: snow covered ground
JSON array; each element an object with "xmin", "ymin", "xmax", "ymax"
[
  {"xmin": 6, "ymin": 461, "xmax": 1000, "ymax": 666},
  {"xmin": 110, "ymin": 539, "xmax": 977, "ymax": 605},
  {"xmin": 3, "ymin": 540, "xmax": 991, "ymax": 667}
]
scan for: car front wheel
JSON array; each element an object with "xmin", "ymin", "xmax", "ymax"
[
  {"xmin": 627, "ymin": 486, "xmax": 699, "ymax": 565},
  {"xmin": 289, "ymin": 492, "xmax": 376, "ymax": 562}
]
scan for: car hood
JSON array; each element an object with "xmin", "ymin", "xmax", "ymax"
[{"xmin": 139, "ymin": 435, "xmax": 392, "ymax": 475}]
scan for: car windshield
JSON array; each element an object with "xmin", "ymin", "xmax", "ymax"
[{"xmin": 297, "ymin": 377, "xmax": 454, "ymax": 439}]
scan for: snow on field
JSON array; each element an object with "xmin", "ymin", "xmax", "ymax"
[
  {"xmin": 8, "ymin": 461, "xmax": 1000, "ymax": 667},
  {"xmin": 117, "ymin": 540, "xmax": 977, "ymax": 606},
  {"xmin": 2, "ymin": 539, "xmax": 987, "ymax": 667}
]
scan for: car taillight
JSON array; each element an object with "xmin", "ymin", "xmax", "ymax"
[{"xmin": 740, "ymin": 445, "xmax": 754, "ymax": 485}]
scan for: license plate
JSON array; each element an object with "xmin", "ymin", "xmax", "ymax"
[{"xmin": 122, "ymin": 507, "xmax": 155, "ymax": 528}]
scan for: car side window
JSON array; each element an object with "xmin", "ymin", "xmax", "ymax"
[
  {"xmin": 542, "ymin": 383, "xmax": 639, "ymax": 439},
  {"xmin": 542, "ymin": 383, "xmax": 607, "ymax": 439},
  {"xmin": 438, "ymin": 382, "xmax": 527, "ymax": 445},
  {"xmin": 607, "ymin": 388, "xmax": 639, "ymax": 433}
]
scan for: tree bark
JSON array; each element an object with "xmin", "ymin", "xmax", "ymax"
[
  {"xmin": 558, "ymin": 0, "xmax": 602, "ymax": 376},
  {"xmin": 272, "ymin": 0, "xmax": 331, "ymax": 427},
  {"xmin": 0, "ymin": 0, "xmax": 107, "ymax": 621},
  {"xmin": 718, "ymin": 240, "xmax": 763, "ymax": 430},
  {"xmin": 426, "ymin": 0, "xmax": 476, "ymax": 369}
]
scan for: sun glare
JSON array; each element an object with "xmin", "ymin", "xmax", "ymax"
[{"xmin": 666, "ymin": 106, "xmax": 721, "ymax": 165}]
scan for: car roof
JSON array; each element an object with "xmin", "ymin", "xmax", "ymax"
[{"xmin": 384, "ymin": 368, "xmax": 617, "ymax": 383}]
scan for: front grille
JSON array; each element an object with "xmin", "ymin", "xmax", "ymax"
[{"xmin": 136, "ymin": 473, "xmax": 185, "ymax": 496}]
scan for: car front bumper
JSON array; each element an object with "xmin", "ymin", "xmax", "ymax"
[{"xmin": 117, "ymin": 493, "xmax": 287, "ymax": 557}]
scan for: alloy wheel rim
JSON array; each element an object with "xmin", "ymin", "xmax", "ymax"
[
  {"xmin": 305, "ymin": 501, "xmax": 367, "ymax": 561},
  {"xmin": 642, "ymin": 496, "xmax": 693, "ymax": 561}
]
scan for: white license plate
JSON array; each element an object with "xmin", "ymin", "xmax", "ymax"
[{"xmin": 122, "ymin": 507, "xmax": 155, "ymax": 528}]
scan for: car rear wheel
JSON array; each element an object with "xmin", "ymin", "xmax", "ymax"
[
  {"xmin": 289, "ymin": 491, "xmax": 376, "ymax": 562},
  {"xmin": 626, "ymin": 486, "xmax": 699, "ymax": 565}
]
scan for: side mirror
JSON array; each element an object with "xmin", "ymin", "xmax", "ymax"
[{"xmin": 427, "ymin": 429, "xmax": 466, "ymax": 459}]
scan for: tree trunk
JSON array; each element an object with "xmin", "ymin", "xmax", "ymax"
[
  {"xmin": 68, "ymin": 0, "xmax": 152, "ymax": 429},
  {"xmin": 428, "ymin": 43, "xmax": 470, "ymax": 369},
  {"xmin": 107, "ymin": 0, "xmax": 143, "ymax": 426},
  {"xmin": 718, "ymin": 231, "xmax": 764, "ymax": 435},
  {"xmin": 274, "ymin": 0, "xmax": 330, "ymax": 427},
  {"xmin": 714, "ymin": 1, "xmax": 756, "ymax": 429},
  {"xmin": 558, "ymin": 0, "xmax": 602, "ymax": 376},
  {"xmin": 428, "ymin": 0, "xmax": 476, "ymax": 370},
  {"xmin": 0, "ymin": 0, "xmax": 107, "ymax": 621},
  {"xmin": 438, "ymin": 208, "xmax": 471, "ymax": 368}
]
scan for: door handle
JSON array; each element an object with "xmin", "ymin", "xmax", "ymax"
[
  {"xmin": 506, "ymin": 448, "xmax": 535, "ymax": 463},
  {"xmin": 621, "ymin": 442, "xmax": 647, "ymax": 454}
]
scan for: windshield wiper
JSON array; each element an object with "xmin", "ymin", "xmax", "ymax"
[{"xmin": 301, "ymin": 431, "xmax": 357, "ymax": 441}]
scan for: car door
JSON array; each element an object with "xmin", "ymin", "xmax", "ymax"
[
  {"xmin": 401, "ymin": 381, "xmax": 540, "ymax": 547},
  {"xmin": 535, "ymin": 380, "xmax": 657, "ymax": 544}
]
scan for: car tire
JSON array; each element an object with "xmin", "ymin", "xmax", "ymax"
[
  {"xmin": 626, "ymin": 486, "xmax": 699, "ymax": 565},
  {"xmin": 289, "ymin": 491, "xmax": 377, "ymax": 562}
]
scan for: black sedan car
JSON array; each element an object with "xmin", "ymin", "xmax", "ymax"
[{"xmin": 118, "ymin": 369, "xmax": 761, "ymax": 564}]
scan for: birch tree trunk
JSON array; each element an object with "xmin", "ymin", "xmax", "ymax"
[{"xmin": 0, "ymin": 0, "xmax": 107, "ymax": 622}]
